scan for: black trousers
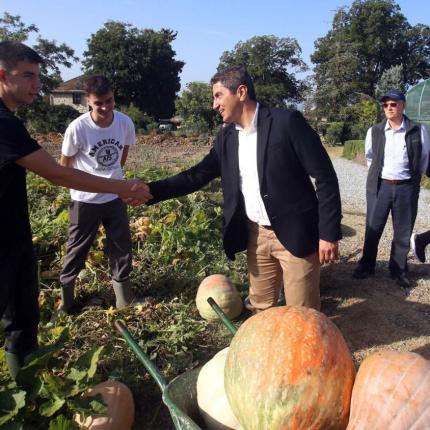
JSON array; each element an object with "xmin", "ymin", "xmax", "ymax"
[
  {"xmin": 60, "ymin": 198, "xmax": 132, "ymax": 286},
  {"xmin": 0, "ymin": 241, "xmax": 39, "ymax": 355},
  {"xmin": 359, "ymin": 180, "xmax": 420, "ymax": 275}
]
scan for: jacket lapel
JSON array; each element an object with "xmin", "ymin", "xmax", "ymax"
[{"xmin": 257, "ymin": 106, "xmax": 271, "ymax": 187}]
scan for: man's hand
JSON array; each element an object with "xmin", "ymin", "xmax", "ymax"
[
  {"xmin": 120, "ymin": 179, "xmax": 153, "ymax": 206},
  {"xmin": 319, "ymin": 240, "xmax": 339, "ymax": 265}
]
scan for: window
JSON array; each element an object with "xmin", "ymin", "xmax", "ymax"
[{"xmin": 73, "ymin": 93, "xmax": 82, "ymax": 105}]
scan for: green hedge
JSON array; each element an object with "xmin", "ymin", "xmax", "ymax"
[{"xmin": 342, "ymin": 140, "xmax": 365, "ymax": 160}]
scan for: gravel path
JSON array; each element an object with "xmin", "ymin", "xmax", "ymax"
[{"xmin": 333, "ymin": 158, "xmax": 430, "ymax": 230}]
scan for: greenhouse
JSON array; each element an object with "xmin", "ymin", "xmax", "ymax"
[{"xmin": 405, "ymin": 79, "xmax": 430, "ymax": 130}]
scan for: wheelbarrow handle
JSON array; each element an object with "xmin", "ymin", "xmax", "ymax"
[
  {"xmin": 114, "ymin": 320, "xmax": 167, "ymax": 391},
  {"xmin": 207, "ymin": 297, "xmax": 238, "ymax": 335}
]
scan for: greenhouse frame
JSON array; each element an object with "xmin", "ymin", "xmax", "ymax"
[{"xmin": 405, "ymin": 79, "xmax": 430, "ymax": 131}]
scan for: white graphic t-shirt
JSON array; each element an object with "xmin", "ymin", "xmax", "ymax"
[{"xmin": 62, "ymin": 111, "xmax": 136, "ymax": 204}]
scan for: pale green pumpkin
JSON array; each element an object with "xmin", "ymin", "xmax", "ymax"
[
  {"xmin": 197, "ymin": 347, "xmax": 243, "ymax": 430},
  {"xmin": 195, "ymin": 274, "xmax": 243, "ymax": 321}
]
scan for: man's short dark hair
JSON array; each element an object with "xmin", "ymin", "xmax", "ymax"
[
  {"xmin": 210, "ymin": 66, "xmax": 257, "ymax": 101},
  {"xmin": 0, "ymin": 41, "xmax": 42, "ymax": 71},
  {"xmin": 85, "ymin": 75, "xmax": 112, "ymax": 96}
]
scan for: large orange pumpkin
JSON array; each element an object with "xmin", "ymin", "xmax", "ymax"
[
  {"xmin": 224, "ymin": 306, "xmax": 356, "ymax": 430},
  {"xmin": 347, "ymin": 350, "xmax": 430, "ymax": 430},
  {"xmin": 75, "ymin": 380, "xmax": 135, "ymax": 430},
  {"xmin": 195, "ymin": 274, "xmax": 243, "ymax": 321}
]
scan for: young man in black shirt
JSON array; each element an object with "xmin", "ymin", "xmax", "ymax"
[{"xmin": 0, "ymin": 41, "xmax": 152, "ymax": 378}]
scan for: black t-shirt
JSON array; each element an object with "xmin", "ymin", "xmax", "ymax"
[{"xmin": 0, "ymin": 99, "xmax": 41, "ymax": 247}]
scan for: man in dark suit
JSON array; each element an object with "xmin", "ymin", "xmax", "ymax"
[{"xmin": 149, "ymin": 66, "xmax": 342, "ymax": 312}]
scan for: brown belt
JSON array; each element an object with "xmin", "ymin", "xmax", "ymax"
[{"xmin": 382, "ymin": 178, "xmax": 411, "ymax": 185}]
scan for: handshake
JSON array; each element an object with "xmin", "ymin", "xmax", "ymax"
[{"xmin": 119, "ymin": 179, "xmax": 153, "ymax": 206}]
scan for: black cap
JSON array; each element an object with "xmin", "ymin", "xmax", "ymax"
[{"xmin": 380, "ymin": 89, "xmax": 405, "ymax": 102}]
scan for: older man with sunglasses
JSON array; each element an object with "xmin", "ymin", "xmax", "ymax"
[{"xmin": 353, "ymin": 89, "xmax": 429, "ymax": 288}]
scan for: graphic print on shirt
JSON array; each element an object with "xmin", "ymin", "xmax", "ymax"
[{"xmin": 89, "ymin": 138, "xmax": 123, "ymax": 171}]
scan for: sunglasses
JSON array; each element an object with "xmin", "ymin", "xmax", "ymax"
[{"xmin": 383, "ymin": 102, "xmax": 399, "ymax": 108}]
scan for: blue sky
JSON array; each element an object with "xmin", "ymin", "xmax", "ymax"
[{"xmin": 1, "ymin": 0, "xmax": 428, "ymax": 90}]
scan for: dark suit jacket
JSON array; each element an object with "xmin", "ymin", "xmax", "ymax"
[{"xmin": 149, "ymin": 105, "xmax": 342, "ymax": 260}]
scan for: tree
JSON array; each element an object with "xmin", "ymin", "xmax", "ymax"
[
  {"xmin": 20, "ymin": 103, "xmax": 80, "ymax": 134},
  {"xmin": 311, "ymin": 0, "xmax": 430, "ymax": 118},
  {"xmin": 375, "ymin": 65, "xmax": 406, "ymax": 100},
  {"xmin": 83, "ymin": 21, "xmax": 184, "ymax": 119},
  {"xmin": 350, "ymin": 98, "xmax": 378, "ymax": 139},
  {"xmin": 175, "ymin": 82, "xmax": 221, "ymax": 133},
  {"xmin": 0, "ymin": 11, "xmax": 37, "ymax": 42},
  {"xmin": 0, "ymin": 13, "xmax": 79, "ymax": 132},
  {"xmin": 217, "ymin": 35, "xmax": 308, "ymax": 107},
  {"xmin": 0, "ymin": 12, "xmax": 78, "ymax": 94}
]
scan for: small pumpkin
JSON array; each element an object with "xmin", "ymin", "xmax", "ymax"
[
  {"xmin": 196, "ymin": 274, "xmax": 243, "ymax": 321},
  {"xmin": 225, "ymin": 306, "xmax": 356, "ymax": 430},
  {"xmin": 347, "ymin": 350, "xmax": 430, "ymax": 430},
  {"xmin": 75, "ymin": 380, "xmax": 134, "ymax": 430},
  {"xmin": 197, "ymin": 347, "xmax": 243, "ymax": 430}
]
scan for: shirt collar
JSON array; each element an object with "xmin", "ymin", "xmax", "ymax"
[
  {"xmin": 385, "ymin": 117, "xmax": 406, "ymax": 132},
  {"xmin": 235, "ymin": 102, "xmax": 259, "ymax": 133}
]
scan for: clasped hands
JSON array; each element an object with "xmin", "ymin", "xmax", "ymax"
[{"xmin": 121, "ymin": 178, "xmax": 153, "ymax": 206}]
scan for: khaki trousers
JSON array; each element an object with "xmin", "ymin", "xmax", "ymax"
[{"xmin": 247, "ymin": 222, "xmax": 320, "ymax": 311}]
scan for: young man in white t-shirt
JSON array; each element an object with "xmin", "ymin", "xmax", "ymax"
[{"xmin": 59, "ymin": 75, "xmax": 141, "ymax": 314}]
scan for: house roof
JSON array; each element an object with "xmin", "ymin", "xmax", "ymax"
[{"xmin": 52, "ymin": 75, "xmax": 87, "ymax": 93}]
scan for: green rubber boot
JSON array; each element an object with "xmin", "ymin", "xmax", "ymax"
[
  {"xmin": 5, "ymin": 352, "xmax": 23, "ymax": 380},
  {"xmin": 60, "ymin": 282, "xmax": 75, "ymax": 312},
  {"xmin": 112, "ymin": 280, "xmax": 135, "ymax": 309}
]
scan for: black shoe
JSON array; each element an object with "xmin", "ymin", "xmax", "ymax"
[
  {"xmin": 390, "ymin": 273, "xmax": 411, "ymax": 289},
  {"xmin": 352, "ymin": 266, "xmax": 375, "ymax": 279},
  {"xmin": 410, "ymin": 233, "xmax": 426, "ymax": 263}
]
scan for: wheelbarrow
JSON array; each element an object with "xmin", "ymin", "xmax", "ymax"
[{"xmin": 114, "ymin": 297, "xmax": 238, "ymax": 430}]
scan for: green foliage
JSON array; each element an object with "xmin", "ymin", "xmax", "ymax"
[
  {"xmin": 119, "ymin": 103, "xmax": 155, "ymax": 133},
  {"xmin": 342, "ymin": 139, "xmax": 365, "ymax": 159},
  {"xmin": 0, "ymin": 13, "xmax": 78, "ymax": 94},
  {"xmin": 26, "ymin": 173, "xmax": 70, "ymax": 260},
  {"xmin": 175, "ymin": 82, "xmax": 221, "ymax": 134},
  {"xmin": 312, "ymin": 121, "xmax": 329, "ymax": 138},
  {"xmin": 217, "ymin": 35, "xmax": 308, "ymax": 107},
  {"xmin": 325, "ymin": 122, "xmax": 348, "ymax": 145},
  {"xmin": 83, "ymin": 21, "xmax": 184, "ymax": 119},
  {"xmin": 0, "ymin": 327, "xmax": 106, "ymax": 429},
  {"xmin": 0, "ymin": 12, "xmax": 37, "ymax": 42},
  {"xmin": 349, "ymin": 99, "xmax": 378, "ymax": 139},
  {"xmin": 311, "ymin": 0, "xmax": 430, "ymax": 119},
  {"xmin": 375, "ymin": 64, "xmax": 406, "ymax": 100},
  {"xmin": 18, "ymin": 102, "xmax": 80, "ymax": 134}
]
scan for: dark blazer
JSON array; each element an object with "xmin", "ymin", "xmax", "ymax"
[{"xmin": 149, "ymin": 105, "xmax": 342, "ymax": 260}]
